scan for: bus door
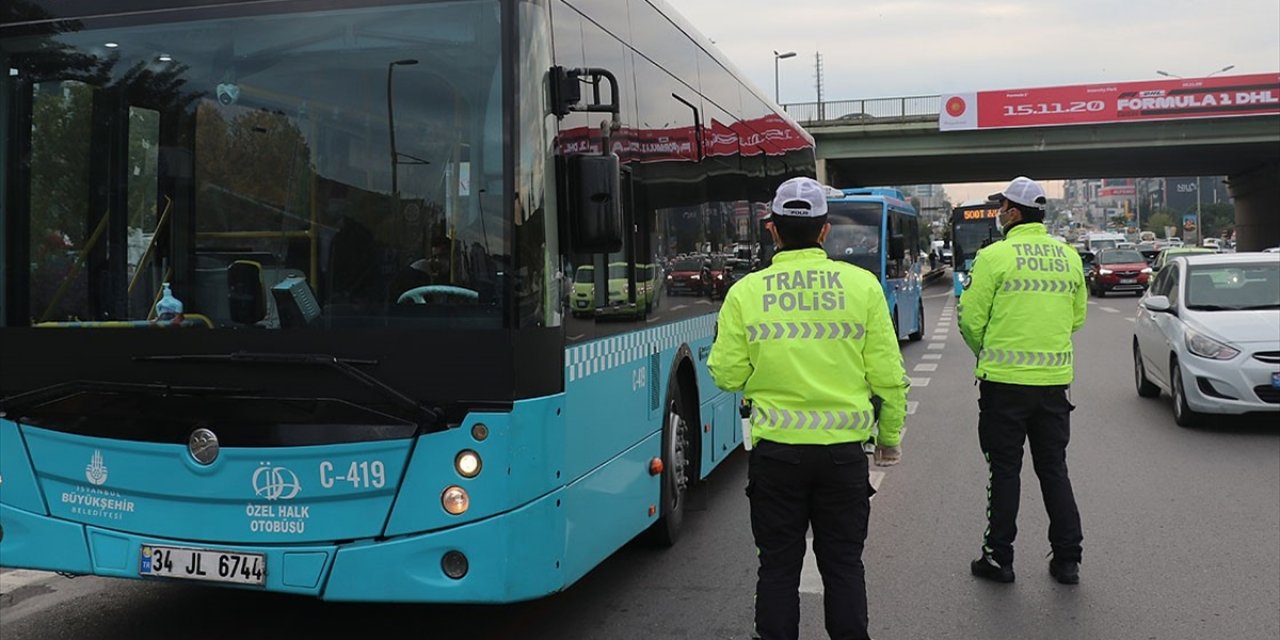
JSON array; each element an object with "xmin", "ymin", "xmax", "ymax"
[{"xmin": 885, "ymin": 209, "xmax": 921, "ymax": 338}]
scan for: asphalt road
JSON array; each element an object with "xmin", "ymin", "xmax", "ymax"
[{"xmin": 3, "ymin": 276, "xmax": 1278, "ymax": 640}]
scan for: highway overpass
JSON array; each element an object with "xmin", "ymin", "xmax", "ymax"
[{"xmin": 785, "ymin": 96, "xmax": 1280, "ymax": 250}]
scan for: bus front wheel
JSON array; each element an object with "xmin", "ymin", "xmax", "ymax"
[{"xmin": 907, "ymin": 299, "xmax": 924, "ymax": 341}]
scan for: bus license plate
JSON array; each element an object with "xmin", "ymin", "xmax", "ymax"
[
  {"xmin": 1272, "ymin": 372, "xmax": 1280, "ymax": 389},
  {"xmin": 1120, "ymin": 278, "xmax": 1136, "ymax": 284},
  {"xmin": 140, "ymin": 545, "xmax": 265, "ymax": 586}
]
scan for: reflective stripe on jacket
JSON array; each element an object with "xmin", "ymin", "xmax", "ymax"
[
  {"xmin": 958, "ymin": 223, "xmax": 1087, "ymax": 385},
  {"xmin": 708, "ymin": 248, "xmax": 909, "ymax": 447}
]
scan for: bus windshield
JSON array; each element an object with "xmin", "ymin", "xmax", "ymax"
[
  {"xmin": 953, "ymin": 219, "xmax": 1001, "ymax": 268},
  {"xmin": 825, "ymin": 201, "xmax": 883, "ymax": 272},
  {"xmin": 2, "ymin": 0, "xmax": 507, "ymax": 329}
]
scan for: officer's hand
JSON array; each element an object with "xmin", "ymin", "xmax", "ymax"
[{"xmin": 874, "ymin": 445, "xmax": 902, "ymax": 467}]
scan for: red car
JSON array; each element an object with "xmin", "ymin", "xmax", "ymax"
[
  {"xmin": 1088, "ymin": 248, "xmax": 1151, "ymax": 297},
  {"xmin": 666, "ymin": 258, "xmax": 708, "ymax": 296},
  {"xmin": 706, "ymin": 257, "xmax": 732, "ymax": 299}
]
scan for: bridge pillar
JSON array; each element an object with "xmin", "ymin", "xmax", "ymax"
[
  {"xmin": 1228, "ymin": 160, "xmax": 1280, "ymax": 251},
  {"xmin": 816, "ymin": 159, "xmax": 830, "ymax": 186}
]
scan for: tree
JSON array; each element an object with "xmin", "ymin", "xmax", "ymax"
[
  {"xmin": 1144, "ymin": 211, "xmax": 1174, "ymax": 235},
  {"xmin": 1200, "ymin": 203, "xmax": 1235, "ymax": 239}
]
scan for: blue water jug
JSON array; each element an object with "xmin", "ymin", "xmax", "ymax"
[{"xmin": 155, "ymin": 282, "xmax": 184, "ymax": 323}]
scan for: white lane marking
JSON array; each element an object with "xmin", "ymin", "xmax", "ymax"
[
  {"xmin": 0, "ymin": 569, "xmax": 57, "ymax": 595},
  {"xmin": 1126, "ymin": 317, "xmax": 1136, "ymax": 323},
  {"xmin": 906, "ymin": 401, "xmax": 919, "ymax": 415},
  {"xmin": 1101, "ymin": 307, "xmax": 1119, "ymax": 313},
  {"xmin": 932, "ymin": 331, "xmax": 949, "ymax": 337},
  {"xmin": 922, "ymin": 353, "xmax": 943, "ymax": 360},
  {"xmin": 646, "ymin": 316, "xmax": 663, "ymax": 323},
  {"xmin": 1087, "ymin": 300, "xmax": 1098, "ymax": 306},
  {"xmin": 799, "ymin": 470, "xmax": 888, "ymax": 594},
  {"xmin": 914, "ymin": 363, "xmax": 938, "ymax": 372},
  {"xmin": 924, "ymin": 291, "xmax": 953, "ymax": 299},
  {"xmin": 670, "ymin": 304, "xmax": 688, "ymax": 311},
  {"xmin": 694, "ymin": 300, "xmax": 712, "ymax": 305},
  {"xmin": 909, "ymin": 377, "xmax": 931, "ymax": 387},
  {"xmin": 927, "ymin": 343, "xmax": 946, "ymax": 350}
]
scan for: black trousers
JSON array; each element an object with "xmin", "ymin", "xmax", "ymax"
[
  {"xmin": 978, "ymin": 380, "xmax": 1083, "ymax": 566},
  {"xmin": 748, "ymin": 440, "xmax": 872, "ymax": 640}
]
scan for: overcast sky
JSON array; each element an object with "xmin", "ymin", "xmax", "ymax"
[{"xmin": 666, "ymin": 0, "xmax": 1280, "ymax": 199}]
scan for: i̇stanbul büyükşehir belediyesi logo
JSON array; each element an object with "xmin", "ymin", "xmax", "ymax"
[
  {"xmin": 85, "ymin": 450, "xmax": 108, "ymax": 486},
  {"xmin": 946, "ymin": 96, "xmax": 967, "ymax": 117}
]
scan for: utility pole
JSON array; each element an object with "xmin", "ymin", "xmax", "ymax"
[{"xmin": 814, "ymin": 52, "xmax": 824, "ymax": 121}]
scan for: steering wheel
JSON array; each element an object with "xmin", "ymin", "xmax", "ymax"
[{"xmin": 396, "ymin": 285, "xmax": 480, "ymax": 304}]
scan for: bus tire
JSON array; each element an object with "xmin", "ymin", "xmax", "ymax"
[
  {"xmin": 645, "ymin": 380, "xmax": 692, "ymax": 547},
  {"xmin": 907, "ymin": 299, "xmax": 924, "ymax": 341}
]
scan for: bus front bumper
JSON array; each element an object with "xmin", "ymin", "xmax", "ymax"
[{"xmin": 0, "ymin": 488, "xmax": 565, "ymax": 603}]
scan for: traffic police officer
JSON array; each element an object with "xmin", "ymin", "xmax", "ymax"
[
  {"xmin": 709, "ymin": 177, "xmax": 909, "ymax": 640},
  {"xmin": 959, "ymin": 176, "xmax": 1086, "ymax": 585}
]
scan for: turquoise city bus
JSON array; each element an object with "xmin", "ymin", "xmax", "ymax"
[
  {"xmin": 950, "ymin": 200, "xmax": 1002, "ymax": 296},
  {"xmin": 820, "ymin": 188, "xmax": 926, "ymax": 341},
  {"xmin": 0, "ymin": 0, "xmax": 816, "ymax": 602}
]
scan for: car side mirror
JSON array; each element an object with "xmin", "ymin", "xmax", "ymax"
[{"xmin": 1142, "ymin": 295, "xmax": 1172, "ymax": 313}]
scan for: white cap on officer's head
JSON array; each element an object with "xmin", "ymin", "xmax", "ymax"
[
  {"xmin": 989, "ymin": 176, "xmax": 1047, "ymax": 209},
  {"xmin": 769, "ymin": 177, "xmax": 829, "ymax": 218}
]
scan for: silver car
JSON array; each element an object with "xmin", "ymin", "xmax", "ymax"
[{"xmin": 1132, "ymin": 253, "xmax": 1280, "ymax": 426}]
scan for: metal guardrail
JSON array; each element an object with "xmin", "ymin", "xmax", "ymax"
[{"xmin": 783, "ymin": 95, "xmax": 941, "ymax": 124}]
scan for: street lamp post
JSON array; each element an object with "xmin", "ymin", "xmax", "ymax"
[
  {"xmin": 773, "ymin": 50, "xmax": 795, "ymax": 105},
  {"xmin": 387, "ymin": 58, "xmax": 419, "ymax": 198},
  {"xmin": 1156, "ymin": 64, "xmax": 1234, "ymax": 80}
]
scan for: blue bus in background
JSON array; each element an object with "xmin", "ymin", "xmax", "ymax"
[
  {"xmin": 823, "ymin": 188, "xmax": 925, "ymax": 341},
  {"xmin": 0, "ymin": 0, "xmax": 816, "ymax": 603},
  {"xmin": 950, "ymin": 200, "xmax": 1003, "ymax": 296}
]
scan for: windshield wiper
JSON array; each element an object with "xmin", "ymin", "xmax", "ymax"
[
  {"xmin": 1184, "ymin": 304, "xmax": 1240, "ymax": 311},
  {"xmin": 1236, "ymin": 303, "xmax": 1280, "ymax": 310},
  {"xmin": 0, "ymin": 379, "xmax": 251, "ymax": 414},
  {"xmin": 134, "ymin": 352, "xmax": 442, "ymax": 428}
]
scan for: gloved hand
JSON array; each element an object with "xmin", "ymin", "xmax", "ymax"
[{"xmin": 874, "ymin": 445, "xmax": 902, "ymax": 467}]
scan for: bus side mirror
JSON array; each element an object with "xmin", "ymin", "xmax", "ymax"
[
  {"xmin": 570, "ymin": 153, "xmax": 623, "ymax": 253},
  {"xmin": 889, "ymin": 234, "xmax": 906, "ymax": 258}
]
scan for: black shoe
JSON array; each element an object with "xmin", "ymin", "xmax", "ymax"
[
  {"xmin": 1049, "ymin": 558, "xmax": 1080, "ymax": 585},
  {"xmin": 970, "ymin": 555, "xmax": 1015, "ymax": 583}
]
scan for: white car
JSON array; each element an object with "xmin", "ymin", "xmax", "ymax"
[{"xmin": 1132, "ymin": 253, "xmax": 1280, "ymax": 426}]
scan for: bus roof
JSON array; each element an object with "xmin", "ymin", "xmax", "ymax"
[{"xmin": 828, "ymin": 187, "xmax": 916, "ymax": 214}]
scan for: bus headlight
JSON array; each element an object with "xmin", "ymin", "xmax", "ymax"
[
  {"xmin": 455, "ymin": 450, "xmax": 482, "ymax": 478},
  {"xmin": 442, "ymin": 486, "xmax": 470, "ymax": 515}
]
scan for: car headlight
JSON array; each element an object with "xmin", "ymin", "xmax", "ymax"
[
  {"xmin": 1185, "ymin": 329, "xmax": 1239, "ymax": 360},
  {"xmin": 1099, "ymin": 269, "xmax": 1113, "ymax": 275},
  {"xmin": 959, "ymin": 273, "xmax": 972, "ymax": 288},
  {"xmin": 1141, "ymin": 267, "xmax": 1152, "ymax": 274},
  {"xmin": 690, "ymin": 275, "xmax": 700, "ymax": 280}
]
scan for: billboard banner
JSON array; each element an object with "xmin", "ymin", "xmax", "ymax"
[
  {"xmin": 940, "ymin": 73, "xmax": 1280, "ymax": 131},
  {"xmin": 1098, "ymin": 178, "xmax": 1135, "ymax": 198},
  {"xmin": 1165, "ymin": 178, "xmax": 1199, "ymax": 213}
]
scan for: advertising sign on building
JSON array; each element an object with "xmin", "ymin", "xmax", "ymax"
[
  {"xmin": 1166, "ymin": 178, "xmax": 1199, "ymax": 213},
  {"xmin": 939, "ymin": 73, "xmax": 1280, "ymax": 131},
  {"xmin": 1099, "ymin": 179, "xmax": 1135, "ymax": 198}
]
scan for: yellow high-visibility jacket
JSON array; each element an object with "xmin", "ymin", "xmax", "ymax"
[
  {"xmin": 708, "ymin": 248, "xmax": 909, "ymax": 447},
  {"xmin": 958, "ymin": 223, "xmax": 1087, "ymax": 385}
]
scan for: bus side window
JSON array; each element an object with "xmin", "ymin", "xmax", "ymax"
[{"xmin": 885, "ymin": 212, "xmax": 903, "ymax": 279}]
